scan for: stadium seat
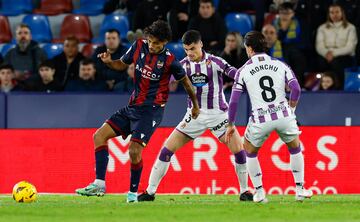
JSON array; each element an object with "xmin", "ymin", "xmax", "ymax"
[
  {"xmin": 0, "ymin": 43, "xmax": 16, "ymax": 57},
  {"xmin": 344, "ymin": 67, "xmax": 360, "ymax": 92},
  {"xmin": 167, "ymin": 42, "xmax": 185, "ymax": 60},
  {"xmin": 41, "ymin": 43, "xmax": 64, "ymax": 59},
  {"xmin": 54, "ymin": 15, "xmax": 92, "ymax": 43},
  {"xmin": 225, "ymin": 13, "xmax": 253, "ymax": 36},
  {"xmin": 22, "ymin": 14, "xmax": 53, "ymax": 43},
  {"xmin": 0, "ymin": 16, "xmax": 12, "ymax": 43},
  {"xmin": 81, "ymin": 43, "xmax": 100, "ymax": 58},
  {"xmin": 72, "ymin": 0, "xmax": 107, "ymax": 16},
  {"xmin": 33, "ymin": 0, "xmax": 73, "ymax": 15},
  {"xmin": 92, "ymin": 14, "xmax": 129, "ymax": 43},
  {"xmin": 0, "ymin": 0, "xmax": 33, "ymax": 16}
]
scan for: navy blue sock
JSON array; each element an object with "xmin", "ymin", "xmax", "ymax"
[
  {"xmin": 130, "ymin": 159, "xmax": 143, "ymax": 192},
  {"xmin": 95, "ymin": 145, "xmax": 109, "ymax": 180}
]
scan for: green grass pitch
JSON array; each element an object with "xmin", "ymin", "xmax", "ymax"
[{"xmin": 0, "ymin": 194, "xmax": 359, "ymax": 222}]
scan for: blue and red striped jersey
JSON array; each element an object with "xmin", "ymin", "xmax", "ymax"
[{"xmin": 121, "ymin": 39, "xmax": 185, "ymax": 106}]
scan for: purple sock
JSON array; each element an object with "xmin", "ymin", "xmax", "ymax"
[
  {"xmin": 158, "ymin": 147, "xmax": 173, "ymax": 162},
  {"xmin": 234, "ymin": 150, "xmax": 246, "ymax": 164},
  {"xmin": 288, "ymin": 145, "xmax": 301, "ymax": 155},
  {"xmin": 245, "ymin": 150, "xmax": 258, "ymax": 158}
]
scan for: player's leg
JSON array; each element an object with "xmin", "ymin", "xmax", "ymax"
[
  {"xmin": 75, "ymin": 123, "xmax": 118, "ymax": 196},
  {"xmin": 277, "ymin": 117, "xmax": 312, "ymax": 201},
  {"xmin": 215, "ymin": 115, "xmax": 252, "ymax": 201},
  {"xmin": 139, "ymin": 110, "xmax": 205, "ymax": 201},
  {"xmin": 243, "ymin": 120, "xmax": 269, "ymax": 203},
  {"xmin": 126, "ymin": 105, "xmax": 166, "ymax": 202}
]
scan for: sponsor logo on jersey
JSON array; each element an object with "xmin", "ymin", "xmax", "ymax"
[
  {"xmin": 190, "ymin": 72, "xmax": 209, "ymax": 87},
  {"xmin": 136, "ymin": 64, "xmax": 161, "ymax": 81}
]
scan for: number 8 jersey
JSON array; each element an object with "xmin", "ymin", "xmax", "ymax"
[{"xmin": 234, "ymin": 53, "xmax": 297, "ymax": 123}]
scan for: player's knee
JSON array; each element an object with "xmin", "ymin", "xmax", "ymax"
[{"xmin": 93, "ymin": 129, "xmax": 106, "ymax": 145}]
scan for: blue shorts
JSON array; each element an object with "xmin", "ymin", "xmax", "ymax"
[{"xmin": 106, "ymin": 105, "xmax": 164, "ymax": 146}]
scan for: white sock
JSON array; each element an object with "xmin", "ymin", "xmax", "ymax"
[
  {"xmin": 246, "ymin": 156, "xmax": 263, "ymax": 189},
  {"xmin": 235, "ymin": 163, "xmax": 248, "ymax": 194},
  {"xmin": 146, "ymin": 159, "xmax": 170, "ymax": 195},
  {"xmin": 290, "ymin": 152, "xmax": 304, "ymax": 184},
  {"xmin": 94, "ymin": 179, "xmax": 105, "ymax": 188}
]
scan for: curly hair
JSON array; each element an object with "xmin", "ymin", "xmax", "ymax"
[{"xmin": 143, "ymin": 20, "xmax": 172, "ymax": 42}]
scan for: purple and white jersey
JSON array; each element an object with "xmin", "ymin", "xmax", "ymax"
[
  {"xmin": 234, "ymin": 53, "xmax": 297, "ymax": 123},
  {"xmin": 180, "ymin": 51, "xmax": 237, "ymax": 113}
]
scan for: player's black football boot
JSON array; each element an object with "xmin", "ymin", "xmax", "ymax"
[
  {"xmin": 137, "ymin": 191, "xmax": 155, "ymax": 202},
  {"xmin": 239, "ymin": 191, "xmax": 254, "ymax": 201}
]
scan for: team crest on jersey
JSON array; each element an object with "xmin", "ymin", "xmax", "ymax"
[
  {"xmin": 206, "ymin": 59, "xmax": 211, "ymax": 67},
  {"xmin": 190, "ymin": 72, "xmax": 209, "ymax": 87},
  {"xmin": 157, "ymin": 61, "xmax": 164, "ymax": 69}
]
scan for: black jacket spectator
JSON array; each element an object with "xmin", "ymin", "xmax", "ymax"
[{"xmin": 52, "ymin": 52, "xmax": 85, "ymax": 87}]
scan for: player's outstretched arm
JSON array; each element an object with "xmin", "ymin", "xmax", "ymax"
[
  {"xmin": 97, "ymin": 49, "xmax": 128, "ymax": 71},
  {"xmin": 180, "ymin": 76, "xmax": 200, "ymax": 119}
]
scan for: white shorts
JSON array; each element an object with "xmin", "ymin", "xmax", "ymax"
[
  {"xmin": 176, "ymin": 109, "xmax": 228, "ymax": 139},
  {"xmin": 244, "ymin": 115, "xmax": 301, "ymax": 147}
]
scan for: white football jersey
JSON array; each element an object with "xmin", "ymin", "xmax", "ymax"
[{"xmin": 234, "ymin": 53, "xmax": 297, "ymax": 123}]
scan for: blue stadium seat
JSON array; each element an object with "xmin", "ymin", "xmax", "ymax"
[
  {"xmin": 92, "ymin": 14, "xmax": 129, "ymax": 43},
  {"xmin": 0, "ymin": 0, "xmax": 33, "ymax": 16},
  {"xmin": 41, "ymin": 43, "xmax": 64, "ymax": 59},
  {"xmin": 225, "ymin": 13, "xmax": 253, "ymax": 36},
  {"xmin": 0, "ymin": 43, "xmax": 15, "ymax": 57},
  {"xmin": 72, "ymin": 0, "xmax": 107, "ymax": 16},
  {"xmin": 344, "ymin": 67, "xmax": 360, "ymax": 92},
  {"xmin": 22, "ymin": 14, "xmax": 53, "ymax": 43},
  {"xmin": 167, "ymin": 42, "xmax": 185, "ymax": 60}
]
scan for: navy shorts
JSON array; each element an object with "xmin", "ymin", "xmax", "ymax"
[{"xmin": 106, "ymin": 105, "xmax": 164, "ymax": 146}]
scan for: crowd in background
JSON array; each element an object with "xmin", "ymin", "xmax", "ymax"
[{"xmin": 0, "ymin": 0, "xmax": 359, "ymax": 94}]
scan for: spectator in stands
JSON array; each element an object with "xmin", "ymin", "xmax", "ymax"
[
  {"xmin": 132, "ymin": 0, "xmax": 171, "ymax": 31},
  {"xmin": 220, "ymin": 32, "xmax": 248, "ymax": 91},
  {"xmin": 319, "ymin": 72, "xmax": 339, "ymax": 91},
  {"xmin": 169, "ymin": 0, "xmax": 192, "ymax": 41},
  {"xmin": 315, "ymin": 3, "xmax": 358, "ymax": 88},
  {"xmin": 93, "ymin": 29, "xmax": 128, "ymax": 92},
  {"xmin": 4, "ymin": 23, "xmax": 47, "ymax": 81},
  {"xmin": 188, "ymin": 0, "xmax": 227, "ymax": 54},
  {"xmin": 262, "ymin": 24, "xmax": 285, "ymax": 61},
  {"xmin": 0, "ymin": 64, "xmax": 21, "ymax": 93},
  {"xmin": 103, "ymin": 0, "xmax": 142, "ymax": 14},
  {"xmin": 52, "ymin": 36, "xmax": 85, "ymax": 87},
  {"xmin": 65, "ymin": 58, "xmax": 108, "ymax": 92},
  {"xmin": 273, "ymin": 2, "xmax": 306, "ymax": 86},
  {"xmin": 25, "ymin": 60, "xmax": 62, "ymax": 92}
]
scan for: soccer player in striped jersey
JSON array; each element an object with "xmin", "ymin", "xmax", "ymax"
[
  {"xmin": 138, "ymin": 30, "xmax": 253, "ymax": 202},
  {"xmin": 75, "ymin": 20, "xmax": 200, "ymax": 203},
  {"xmin": 225, "ymin": 31, "xmax": 313, "ymax": 203}
]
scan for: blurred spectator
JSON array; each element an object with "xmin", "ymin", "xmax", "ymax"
[
  {"xmin": 319, "ymin": 71, "xmax": 339, "ymax": 90},
  {"xmin": 52, "ymin": 36, "xmax": 85, "ymax": 87},
  {"xmin": 188, "ymin": 0, "xmax": 227, "ymax": 54},
  {"xmin": 315, "ymin": 3, "xmax": 358, "ymax": 88},
  {"xmin": 25, "ymin": 60, "xmax": 62, "ymax": 92},
  {"xmin": 169, "ymin": 0, "xmax": 192, "ymax": 41},
  {"xmin": 262, "ymin": 24, "xmax": 285, "ymax": 61},
  {"xmin": 4, "ymin": 23, "xmax": 47, "ymax": 81},
  {"xmin": 220, "ymin": 32, "xmax": 248, "ymax": 67},
  {"xmin": 273, "ymin": 2, "xmax": 301, "ymax": 45},
  {"xmin": 0, "ymin": 64, "xmax": 21, "ymax": 93},
  {"xmin": 273, "ymin": 2, "xmax": 306, "ymax": 86},
  {"xmin": 103, "ymin": 0, "xmax": 142, "ymax": 14},
  {"xmin": 132, "ymin": 0, "xmax": 171, "ymax": 31},
  {"xmin": 65, "ymin": 58, "xmax": 108, "ymax": 92},
  {"xmin": 93, "ymin": 29, "xmax": 128, "ymax": 91}
]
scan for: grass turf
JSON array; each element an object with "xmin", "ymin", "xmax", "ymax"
[{"xmin": 0, "ymin": 194, "xmax": 359, "ymax": 222}]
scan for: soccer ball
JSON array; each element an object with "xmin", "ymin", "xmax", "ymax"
[{"xmin": 12, "ymin": 181, "xmax": 37, "ymax": 203}]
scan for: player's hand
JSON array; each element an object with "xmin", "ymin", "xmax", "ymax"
[
  {"xmin": 191, "ymin": 106, "xmax": 200, "ymax": 119},
  {"xmin": 225, "ymin": 124, "xmax": 235, "ymax": 143},
  {"xmin": 97, "ymin": 49, "xmax": 112, "ymax": 64}
]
